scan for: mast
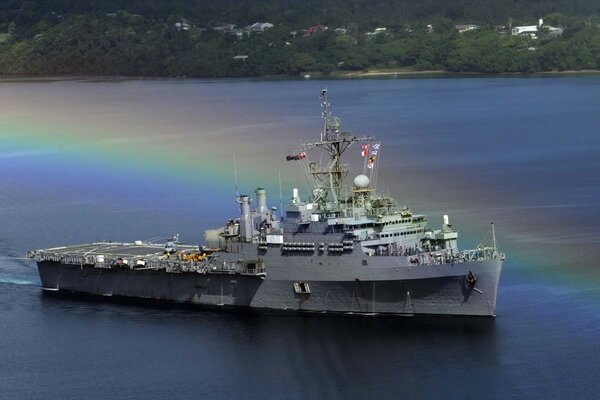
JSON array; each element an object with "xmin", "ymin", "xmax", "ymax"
[
  {"xmin": 295, "ymin": 89, "xmax": 372, "ymax": 209},
  {"xmin": 320, "ymin": 89, "xmax": 344, "ymax": 204},
  {"xmin": 320, "ymin": 89, "xmax": 330, "ymax": 142}
]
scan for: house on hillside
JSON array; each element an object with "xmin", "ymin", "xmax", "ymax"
[
  {"xmin": 174, "ymin": 20, "xmax": 190, "ymax": 31},
  {"xmin": 304, "ymin": 24, "xmax": 328, "ymax": 36},
  {"xmin": 511, "ymin": 25, "xmax": 538, "ymax": 38},
  {"xmin": 250, "ymin": 22, "xmax": 274, "ymax": 32},
  {"xmin": 232, "ymin": 29, "xmax": 246, "ymax": 39},
  {"xmin": 365, "ymin": 27, "xmax": 387, "ymax": 37},
  {"xmin": 213, "ymin": 24, "xmax": 236, "ymax": 33},
  {"xmin": 511, "ymin": 19, "xmax": 563, "ymax": 39},
  {"xmin": 455, "ymin": 24, "xmax": 480, "ymax": 33}
]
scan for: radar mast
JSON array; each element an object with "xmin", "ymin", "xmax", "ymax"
[{"xmin": 294, "ymin": 89, "xmax": 373, "ymax": 210}]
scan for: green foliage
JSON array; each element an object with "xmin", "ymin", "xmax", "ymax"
[
  {"xmin": 0, "ymin": 33, "xmax": 11, "ymax": 44},
  {"xmin": 0, "ymin": 0, "xmax": 599, "ymax": 76}
]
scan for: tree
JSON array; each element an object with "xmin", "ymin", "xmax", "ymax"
[{"xmin": 290, "ymin": 52, "xmax": 316, "ymax": 73}]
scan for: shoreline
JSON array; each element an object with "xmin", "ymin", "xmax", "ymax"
[
  {"xmin": 327, "ymin": 68, "xmax": 600, "ymax": 78},
  {"xmin": 2, "ymin": 69, "xmax": 600, "ymax": 82}
]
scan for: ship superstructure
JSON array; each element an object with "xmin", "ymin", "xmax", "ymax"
[{"xmin": 28, "ymin": 90, "xmax": 504, "ymax": 316}]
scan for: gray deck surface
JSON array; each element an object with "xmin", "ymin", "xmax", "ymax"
[{"xmin": 44, "ymin": 242, "xmax": 199, "ymax": 259}]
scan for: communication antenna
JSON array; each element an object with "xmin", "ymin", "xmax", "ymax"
[
  {"xmin": 233, "ymin": 151, "xmax": 239, "ymax": 198},
  {"xmin": 321, "ymin": 88, "xmax": 330, "ymax": 142},
  {"xmin": 279, "ymin": 170, "xmax": 283, "ymax": 221}
]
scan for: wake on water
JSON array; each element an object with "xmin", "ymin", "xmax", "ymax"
[
  {"xmin": 0, "ymin": 277, "xmax": 38, "ymax": 286},
  {"xmin": 0, "ymin": 254, "xmax": 39, "ymax": 286}
]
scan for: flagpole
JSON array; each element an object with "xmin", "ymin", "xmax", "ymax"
[{"xmin": 373, "ymin": 143, "xmax": 380, "ymax": 191}]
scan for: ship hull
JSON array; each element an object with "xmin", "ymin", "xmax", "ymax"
[{"xmin": 37, "ymin": 258, "xmax": 501, "ymax": 317}]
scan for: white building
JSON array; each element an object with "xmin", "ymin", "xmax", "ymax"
[
  {"xmin": 511, "ymin": 25, "xmax": 539, "ymax": 38},
  {"xmin": 511, "ymin": 18, "xmax": 563, "ymax": 39},
  {"xmin": 250, "ymin": 22, "xmax": 274, "ymax": 32},
  {"xmin": 455, "ymin": 24, "xmax": 480, "ymax": 33},
  {"xmin": 174, "ymin": 21, "xmax": 190, "ymax": 31}
]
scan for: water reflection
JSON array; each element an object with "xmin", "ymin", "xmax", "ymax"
[{"xmin": 36, "ymin": 291, "xmax": 500, "ymax": 399}]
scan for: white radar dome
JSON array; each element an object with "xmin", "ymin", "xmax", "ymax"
[{"xmin": 354, "ymin": 174, "xmax": 370, "ymax": 189}]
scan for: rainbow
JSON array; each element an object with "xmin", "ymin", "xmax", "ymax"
[{"xmin": 2, "ymin": 78, "xmax": 599, "ymax": 292}]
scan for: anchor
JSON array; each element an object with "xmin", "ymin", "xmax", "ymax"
[{"xmin": 465, "ymin": 271, "xmax": 483, "ymax": 294}]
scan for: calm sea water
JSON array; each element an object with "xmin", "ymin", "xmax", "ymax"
[{"xmin": 1, "ymin": 76, "xmax": 600, "ymax": 399}]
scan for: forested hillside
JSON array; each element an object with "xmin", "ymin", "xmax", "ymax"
[{"xmin": 1, "ymin": 0, "xmax": 600, "ymax": 76}]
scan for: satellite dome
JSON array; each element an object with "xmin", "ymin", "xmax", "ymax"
[{"xmin": 354, "ymin": 174, "xmax": 370, "ymax": 189}]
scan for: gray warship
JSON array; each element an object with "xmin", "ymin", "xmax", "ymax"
[{"xmin": 28, "ymin": 89, "xmax": 504, "ymax": 317}]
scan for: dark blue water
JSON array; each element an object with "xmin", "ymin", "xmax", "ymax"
[{"xmin": 1, "ymin": 76, "xmax": 600, "ymax": 399}]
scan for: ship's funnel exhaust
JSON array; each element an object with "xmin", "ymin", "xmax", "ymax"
[
  {"xmin": 256, "ymin": 188, "xmax": 267, "ymax": 213},
  {"xmin": 256, "ymin": 187, "xmax": 268, "ymax": 226},
  {"xmin": 239, "ymin": 195, "xmax": 252, "ymax": 241}
]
